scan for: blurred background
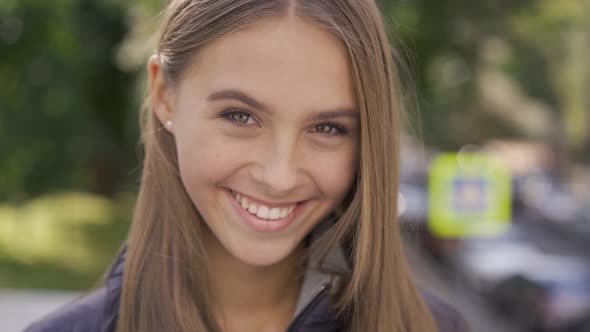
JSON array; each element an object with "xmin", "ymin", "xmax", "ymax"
[{"xmin": 1, "ymin": 0, "xmax": 589, "ymax": 331}]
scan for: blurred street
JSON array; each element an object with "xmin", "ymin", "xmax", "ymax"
[
  {"xmin": 0, "ymin": 289, "xmax": 79, "ymax": 332},
  {"xmin": 405, "ymin": 242, "xmax": 521, "ymax": 332}
]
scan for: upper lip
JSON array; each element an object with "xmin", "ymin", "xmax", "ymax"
[{"xmin": 228, "ymin": 189, "xmax": 302, "ymax": 208}]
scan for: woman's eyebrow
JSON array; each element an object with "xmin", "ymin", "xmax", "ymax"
[
  {"xmin": 311, "ymin": 110, "xmax": 359, "ymax": 120},
  {"xmin": 206, "ymin": 89, "xmax": 358, "ymax": 120},
  {"xmin": 207, "ymin": 89, "xmax": 269, "ymax": 112}
]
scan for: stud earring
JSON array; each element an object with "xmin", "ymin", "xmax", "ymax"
[{"xmin": 165, "ymin": 120, "xmax": 173, "ymax": 128}]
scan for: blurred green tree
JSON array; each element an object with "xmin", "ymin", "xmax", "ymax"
[
  {"xmin": 509, "ymin": 0, "xmax": 590, "ymax": 158},
  {"xmin": 384, "ymin": 0, "xmax": 589, "ymax": 163},
  {"xmin": 0, "ymin": 0, "xmax": 139, "ymax": 201}
]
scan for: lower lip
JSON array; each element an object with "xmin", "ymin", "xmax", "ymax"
[{"xmin": 224, "ymin": 189, "xmax": 305, "ymax": 234}]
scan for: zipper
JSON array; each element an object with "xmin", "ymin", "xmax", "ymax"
[{"xmin": 285, "ymin": 284, "xmax": 329, "ymax": 332}]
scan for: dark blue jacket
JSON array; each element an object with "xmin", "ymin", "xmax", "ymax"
[{"xmin": 24, "ymin": 246, "xmax": 469, "ymax": 332}]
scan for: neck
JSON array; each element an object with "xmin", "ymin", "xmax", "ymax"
[{"xmin": 204, "ymin": 230, "xmax": 305, "ymax": 331}]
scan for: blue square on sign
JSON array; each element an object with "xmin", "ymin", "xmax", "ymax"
[{"xmin": 452, "ymin": 177, "xmax": 488, "ymax": 213}]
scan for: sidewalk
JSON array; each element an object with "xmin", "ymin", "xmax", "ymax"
[{"xmin": 0, "ymin": 289, "xmax": 79, "ymax": 332}]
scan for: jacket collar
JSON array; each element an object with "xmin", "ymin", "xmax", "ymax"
[
  {"xmin": 102, "ymin": 219, "xmax": 348, "ymax": 332},
  {"xmin": 292, "ymin": 219, "xmax": 349, "ymax": 320}
]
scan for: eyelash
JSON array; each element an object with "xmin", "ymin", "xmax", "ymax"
[{"xmin": 219, "ymin": 109, "xmax": 349, "ymax": 136}]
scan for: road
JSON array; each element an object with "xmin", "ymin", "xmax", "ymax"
[
  {"xmin": 404, "ymin": 242, "xmax": 522, "ymax": 332},
  {"xmin": 0, "ymin": 289, "xmax": 79, "ymax": 332}
]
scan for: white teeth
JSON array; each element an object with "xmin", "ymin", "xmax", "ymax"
[
  {"xmin": 240, "ymin": 197, "xmax": 248, "ymax": 209},
  {"xmin": 279, "ymin": 208, "xmax": 288, "ymax": 218},
  {"xmin": 247, "ymin": 204, "xmax": 258, "ymax": 214},
  {"xmin": 231, "ymin": 191, "xmax": 297, "ymax": 220},
  {"xmin": 256, "ymin": 206, "xmax": 270, "ymax": 219},
  {"xmin": 268, "ymin": 208, "xmax": 281, "ymax": 220}
]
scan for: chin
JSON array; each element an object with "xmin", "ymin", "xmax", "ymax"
[{"xmin": 226, "ymin": 237, "xmax": 302, "ymax": 267}]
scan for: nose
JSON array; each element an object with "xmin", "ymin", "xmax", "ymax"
[{"xmin": 250, "ymin": 135, "xmax": 300, "ymax": 195}]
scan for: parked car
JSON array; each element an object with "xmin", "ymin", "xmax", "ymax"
[{"xmin": 449, "ymin": 227, "xmax": 590, "ymax": 331}]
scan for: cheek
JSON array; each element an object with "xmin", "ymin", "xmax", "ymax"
[
  {"xmin": 311, "ymin": 147, "xmax": 358, "ymax": 199},
  {"xmin": 174, "ymin": 125, "xmax": 243, "ymax": 188}
]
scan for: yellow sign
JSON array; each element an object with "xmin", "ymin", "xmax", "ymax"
[{"xmin": 428, "ymin": 153, "xmax": 512, "ymax": 237}]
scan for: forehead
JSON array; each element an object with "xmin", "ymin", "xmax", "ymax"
[{"xmin": 178, "ymin": 17, "xmax": 356, "ymax": 112}]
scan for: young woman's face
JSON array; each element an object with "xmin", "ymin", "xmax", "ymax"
[{"xmin": 155, "ymin": 17, "xmax": 358, "ymax": 266}]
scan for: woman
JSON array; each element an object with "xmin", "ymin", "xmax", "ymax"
[{"xmin": 26, "ymin": 1, "xmax": 469, "ymax": 331}]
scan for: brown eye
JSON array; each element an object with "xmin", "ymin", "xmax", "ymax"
[
  {"xmin": 231, "ymin": 112, "xmax": 250, "ymax": 124},
  {"xmin": 316, "ymin": 124, "xmax": 333, "ymax": 134},
  {"xmin": 220, "ymin": 109, "xmax": 256, "ymax": 126},
  {"xmin": 313, "ymin": 123, "xmax": 348, "ymax": 136}
]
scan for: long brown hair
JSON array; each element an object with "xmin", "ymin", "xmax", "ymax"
[{"xmin": 118, "ymin": 0, "xmax": 438, "ymax": 331}]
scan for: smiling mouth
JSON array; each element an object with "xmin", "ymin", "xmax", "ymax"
[{"xmin": 230, "ymin": 190, "xmax": 298, "ymax": 221}]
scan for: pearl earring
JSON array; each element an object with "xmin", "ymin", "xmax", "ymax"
[{"xmin": 165, "ymin": 120, "xmax": 172, "ymax": 128}]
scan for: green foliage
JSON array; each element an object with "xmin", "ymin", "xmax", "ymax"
[
  {"xmin": 509, "ymin": 0, "xmax": 590, "ymax": 154},
  {"xmin": 0, "ymin": 192, "xmax": 131, "ymax": 289},
  {"xmin": 385, "ymin": 0, "xmax": 590, "ymax": 155},
  {"xmin": 0, "ymin": 0, "xmax": 139, "ymax": 201}
]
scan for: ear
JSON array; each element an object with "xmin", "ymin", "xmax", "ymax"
[{"xmin": 147, "ymin": 54, "xmax": 175, "ymax": 133}]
